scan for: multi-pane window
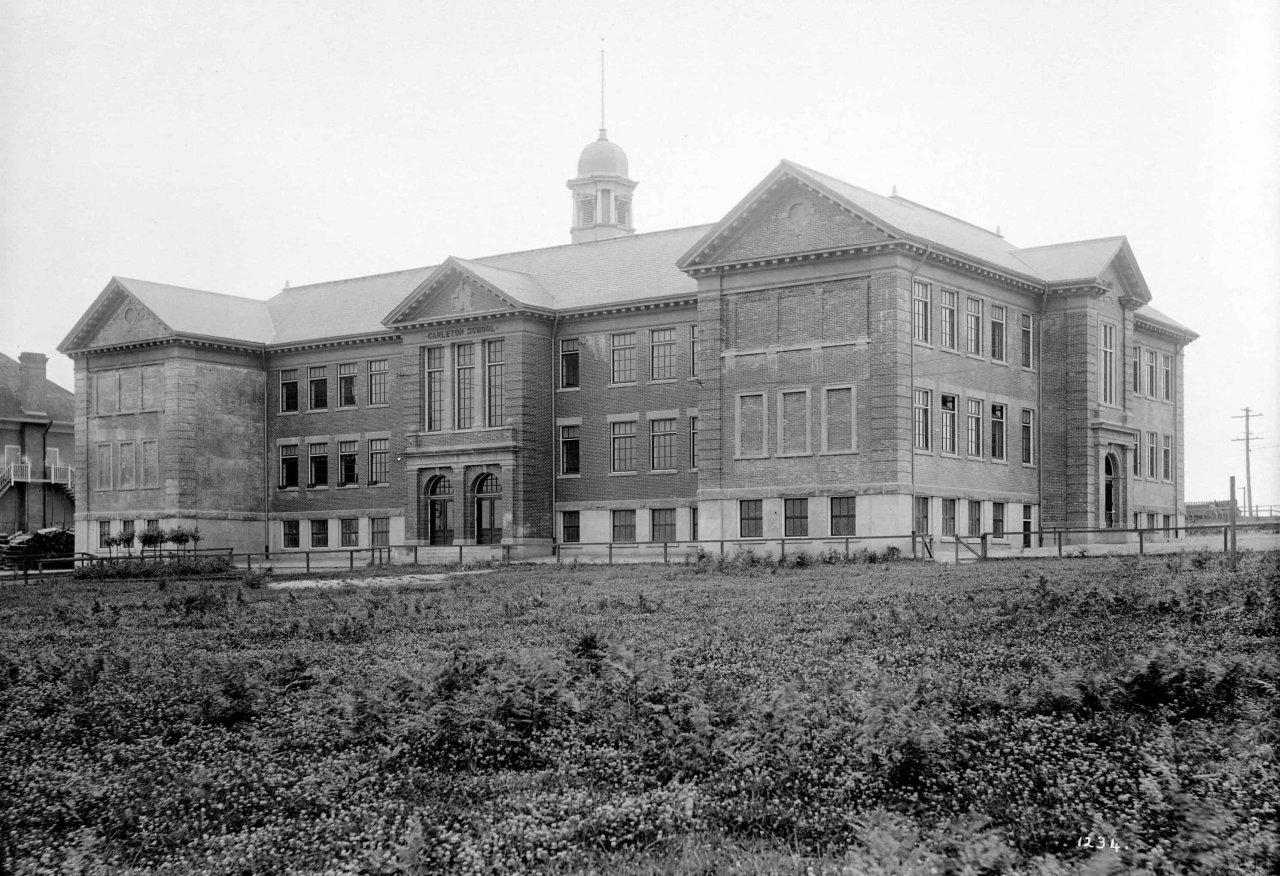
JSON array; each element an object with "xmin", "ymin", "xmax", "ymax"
[
  {"xmin": 990, "ymin": 305, "xmax": 1006, "ymax": 362},
  {"xmin": 1161, "ymin": 355, "xmax": 1172, "ymax": 402},
  {"xmin": 308, "ymin": 443, "xmax": 329, "ymax": 487},
  {"xmin": 831, "ymin": 497, "xmax": 856, "ymax": 536},
  {"xmin": 650, "ymin": 328, "xmax": 676, "ymax": 380},
  {"xmin": 560, "ymin": 426, "xmax": 580, "ymax": 475},
  {"xmin": 1162, "ymin": 435, "xmax": 1172, "ymax": 480},
  {"xmin": 1021, "ymin": 313, "xmax": 1034, "ymax": 368},
  {"xmin": 651, "ymin": 508, "xmax": 676, "ymax": 542},
  {"xmin": 339, "ymin": 441, "xmax": 358, "ymax": 486},
  {"xmin": 966, "ymin": 299, "xmax": 983, "ymax": 355},
  {"xmin": 940, "ymin": 395, "xmax": 957, "ymax": 454},
  {"xmin": 1146, "ymin": 351, "xmax": 1158, "ymax": 398},
  {"xmin": 740, "ymin": 500, "xmax": 763, "ymax": 538},
  {"xmin": 941, "ymin": 290, "xmax": 957, "ymax": 349},
  {"xmin": 122, "ymin": 520, "xmax": 135, "ymax": 541},
  {"xmin": 560, "ymin": 339, "xmax": 579, "ymax": 388},
  {"xmin": 992, "ymin": 502, "xmax": 1005, "ymax": 538},
  {"xmin": 309, "ymin": 366, "xmax": 328, "ymax": 410},
  {"xmin": 784, "ymin": 498, "xmax": 808, "ymax": 537},
  {"xmin": 338, "ymin": 363, "xmax": 357, "ymax": 407},
  {"xmin": 1131, "ymin": 346, "xmax": 1142, "ymax": 394},
  {"xmin": 913, "ymin": 389, "xmax": 931, "ymax": 451},
  {"xmin": 341, "ymin": 518, "xmax": 359, "ymax": 547},
  {"xmin": 280, "ymin": 369, "xmax": 299, "ymax": 412},
  {"xmin": 282, "ymin": 520, "xmax": 300, "ymax": 549},
  {"xmin": 368, "ymin": 438, "xmax": 388, "ymax": 485},
  {"xmin": 966, "ymin": 399, "xmax": 983, "ymax": 457},
  {"xmin": 612, "ymin": 509, "xmax": 636, "ymax": 542},
  {"xmin": 99, "ymin": 520, "xmax": 111, "ymax": 548},
  {"xmin": 368, "ymin": 359, "xmax": 388, "ymax": 405},
  {"xmin": 780, "ymin": 390, "xmax": 810, "ymax": 454},
  {"xmin": 942, "ymin": 499, "xmax": 956, "ymax": 536},
  {"xmin": 611, "ymin": 332, "xmax": 636, "ymax": 383},
  {"xmin": 689, "ymin": 416, "xmax": 699, "ymax": 469},
  {"xmin": 486, "ymin": 340, "xmax": 505, "ymax": 427},
  {"xmin": 371, "ymin": 518, "xmax": 389, "ymax": 547},
  {"xmin": 824, "ymin": 386, "xmax": 854, "ymax": 452},
  {"xmin": 914, "ymin": 496, "xmax": 930, "ymax": 534},
  {"xmin": 737, "ymin": 393, "xmax": 766, "ymax": 457},
  {"xmin": 650, "ymin": 418, "xmax": 677, "ymax": 470},
  {"xmin": 1100, "ymin": 323, "xmax": 1116, "ymax": 405},
  {"xmin": 968, "ymin": 501, "xmax": 982, "ymax": 537},
  {"xmin": 1021, "ymin": 410, "xmax": 1034, "ymax": 465},
  {"xmin": 455, "ymin": 343, "xmax": 475, "ymax": 429},
  {"xmin": 311, "ymin": 519, "xmax": 328, "ymax": 548},
  {"xmin": 426, "ymin": 347, "xmax": 444, "ymax": 431},
  {"xmin": 689, "ymin": 325, "xmax": 700, "ymax": 377},
  {"xmin": 1133, "ymin": 442, "xmax": 1141, "ymax": 476},
  {"xmin": 611, "ymin": 421, "xmax": 637, "ymax": 472},
  {"xmin": 1146, "ymin": 432, "xmax": 1158, "ymax": 478},
  {"xmin": 990, "ymin": 404, "xmax": 1006, "ymax": 461},
  {"xmin": 691, "ymin": 507, "xmax": 699, "ymax": 541},
  {"xmin": 912, "ymin": 280, "xmax": 931, "ymax": 343},
  {"xmin": 279, "ymin": 444, "xmax": 298, "ymax": 488},
  {"xmin": 562, "ymin": 510, "xmax": 581, "ymax": 543}
]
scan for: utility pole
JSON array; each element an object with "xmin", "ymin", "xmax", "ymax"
[{"xmin": 1232, "ymin": 408, "xmax": 1261, "ymax": 517}]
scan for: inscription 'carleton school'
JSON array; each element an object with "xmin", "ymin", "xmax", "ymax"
[{"xmin": 426, "ymin": 324, "xmax": 497, "ymax": 339}]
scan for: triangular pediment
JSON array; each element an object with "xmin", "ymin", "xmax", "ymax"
[
  {"xmin": 1100, "ymin": 240, "xmax": 1151, "ymax": 305},
  {"xmin": 58, "ymin": 279, "xmax": 175, "ymax": 353},
  {"xmin": 383, "ymin": 257, "xmax": 551, "ymax": 325}
]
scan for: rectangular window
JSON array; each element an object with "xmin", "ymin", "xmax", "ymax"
[
  {"xmin": 426, "ymin": 347, "xmax": 444, "ymax": 431},
  {"xmin": 121, "ymin": 519, "xmax": 135, "ymax": 540},
  {"xmin": 966, "ymin": 298, "xmax": 983, "ymax": 354},
  {"xmin": 1162, "ymin": 435, "xmax": 1172, "ymax": 480},
  {"xmin": 611, "ymin": 332, "xmax": 636, "ymax": 384},
  {"xmin": 650, "ymin": 418, "xmax": 677, "ymax": 470},
  {"xmin": 967, "ymin": 399, "xmax": 983, "ymax": 457},
  {"xmin": 968, "ymin": 500, "xmax": 982, "ymax": 536},
  {"xmin": 560, "ymin": 425, "xmax": 580, "ymax": 475},
  {"xmin": 691, "ymin": 507, "xmax": 699, "ymax": 541},
  {"xmin": 339, "ymin": 441, "xmax": 358, "ymax": 486},
  {"xmin": 99, "ymin": 520, "xmax": 111, "ymax": 548},
  {"xmin": 650, "ymin": 328, "xmax": 676, "ymax": 380},
  {"xmin": 310, "ymin": 519, "xmax": 329, "ymax": 548},
  {"xmin": 559, "ymin": 338, "xmax": 580, "ymax": 388},
  {"xmin": 1131, "ymin": 346, "xmax": 1142, "ymax": 394},
  {"xmin": 1161, "ymin": 355, "xmax": 1172, "ymax": 401},
  {"xmin": 308, "ymin": 443, "xmax": 329, "ymax": 487},
  {"xmin": 279, "ymin": 444, "xmax": 298, "ymax": 488},
  {"xmin": 1163, "ymin": 514, "xmax": 1172, "ymax": 533},
  {"xmin": 282, "ymin": 520, "xmax": 300, "ymax": 549},
  {"xmin": 341, "ymin": 518, "xmax": 359, "ymax": 547},
  {"xmin": 1146, "ymin": 351, "xmax": 1158, "ymax": 398},
  {"xmin": 784, "ymin": 498, "xmax": 808, "ymax": 537},
  {"xmin": 689, "ymin": 325, "xmax": 700, "ymax": 377},
  {"xmin": 338, "ymin": 363, "xmax": 358, "ymax": 407},
  {"xmin": 368, "ymin": 359, "xmax": 388, "ymax": 405},
  {"xmin": 280, "ymin": 369, "xmax": 299, "ymax": 412},
  {"xmin": 913, "ymin": 389, "xmax": 931, "ymax": 451},
  {"xmin": 990, "ymin": 305, "xmax": 1006, "ymax": 362},
  {"xmin": 371, "ymin": 517, "xmax": 389, "ymax": 547},
  {"xmin": 942, "ymin": 498, "xmax": 956, "ymax": 536},
  {"xmin": 689, "ymin": 416, "xmax": 699, "ymax": 469},
  {"xmin": 993, "ymin": 502, "xmax": 1006, "ymax": 538},
  {"xmin": 562, "ymin": 510, "xmax": 581, "ymax": 543},
  {"xmin": 1147, "ymin": 431, "xmax": 1158, "ymax": 478},
  {"xmin": 914, "ymin": 496, "xmax": 930, "ymax": 534},
  {"xmin": 309, "ymin": 366, "xmax": 328, "ymax": 410},
  {"xmin": 780, "ymin": 390, "xmax": 810, "ymax": 454},
  {"xmin": 118, "ymin": 441, "xmax": 135, "ymax": 489},
  {"xmin": 455, "ymin": 343, "xmax": 475, "ymax": 429},
  {"xmin": 1021, "ymin": 409, "xmax": 1034, "ymax": 465},
  {"xmin": 651, "ymin": 508, "xmax": 676, "ymax": 542},
  {"xmin": 142, "ymin": 440, "xmax": 159, "ymax": 488},
  {"xmin": 739, "ymin": 500, "xmax": 763, "ymax": 538},
  {"xmin": 612, "ymin": 509, "xmax": 636, "ymax": 542},
  {"xmin": 1133, "ymin": 442, "xmax": 1141, "ymax": 476},
  {"xmin": 990, "ymin": 404, "xmax": 1006, "ymax": 460},
  {"xmin": 486, "ymin": 340, "xmax": 505, "ymax": 427},
  {"xmin": 1021, "ymin": 313, "xmax": 1034, "ymax": 368},
  {"xmin": 940, "ymin": 394, "xmax": 957, "ymax": 454},
  {"xmin": 823, "ymin": 386, "xmax": 855, "ymax": 452},
  {"xmin": 611, "ymin": 420, "xmax": 637, "ymax": 472},
  {"xmin": 1100, "ymin": 323, "xmax": 1116, "ymax": 406},
  {"xmin": 737, "ymin": 393, "xmax": 766, "ymax": 457},
  {"xmin": 941, "ymin": 290, "xmax": 957, "ymax": 349},
  {"xmin": 831, "ymin": 497, "xmax": 856, "ymax": 536},
  {"xmin": 912, "ymin": 280, "xmax": 931, "ymax": 343},
  {"xmin": 368, "ymin": 438, "xmax": 388, "ymax": 485}
]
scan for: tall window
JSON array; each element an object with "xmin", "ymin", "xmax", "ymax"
[
  {"xmin": 283, "ymin": 520, "xmax": 300, "ymax": 549},
  {"xmin": 98, "ymin": 520, "xmax": 111, "ymax": 548},
  {"xmin": 1100, "ymin": 323, "xmax": 1116, "ymax": 406},
  {"xmin": 338, "ymin": 363, "xmax": 357, "ymax": 407},
  {"xmin": 611, "ymin": 421, "xmax": 636, "ymax": 472},
  {"xmin": 912, "ymin": 280, "xmax": 931, "ymax": 343},
  {"xmin": 689, "ymin": 416, "xmax": 699, "ymax": 469},
  {"xmin": 941, "ymin": 290, "xmax": 957, "ymax": 349},
  {"xmin": 1161, "ymin": 355, "xmax": 1172, "ymax": 402},
  {"xmin": 1020, "ymin": 313, "xmax": 1034, "ymax": 368},
  {"xmin": 992, "ymin": 503, "xmax": 1005, "ymax": 538},
  {"xmin": 966, "ymin": 299, "xmax": 983, "ymax": 355},
  {"xmin": 308, "ymin": 443, "xmax": 328, "ymax": 487},
  {"xmin": 280, "ymin": 369, "xmax": 299, "ymax": 412},
  {"xmin": 784, "ymin": 498, "xmax": 808, "ymax": 537},
  {"xmin": 1021, "ymin": 410, "xmax": 1034, "ymax": 465},
  {"xmin": 612, "ymin": 509, "xmax": 636, "ymax": 542},
  {"xmin": 831, "ymin": 497, "xmax": 856, "ymax": 536},
  {"xmin": 368, "ymin": 438, "xmax": 388, "ymax": 485},
  {"xmin": 455, "ymin": 343, "xmax": 475, "ymax": 429},
  {"xmin": 309, "ymin": 366, "xmax": 328, "ymax": 410},
  {"xmin": 611, "ymin": 332, "xmax": 636, "ymax": 384},
  {"xmin": 339, "ymin": 441, "xmax": 358, "ymax": 486},
  {"xmin": 651, "ymin": 418, "xmax": 676, "ymax": 470},
  {"xmin": 913, "ymin": 389, "xmax": 931, "ymax": 451},
  {"xmin": 341, "ymin": 518, "xmax": 359, "ymax": 547},
  {"xmin": 690, "ymin": 507, "xmax": 699, "ymax": 541},
  {"xmin": 651, "ymin": 508, "xmax": 676, "ymax": 542},
  {"xmin": 562, "ymin": 510, "xmax": 581, "ymax": 543},
  {"xmin": 740, "ymin": 500, "xmax": 763, "ymax": 538},
  {"xmin": 990, "ymin": 305, "xmax": 1006, "ymax": 362},
  {"xmin": 486, "ymin": 340, "xmax": 505, "ymax": 427},
  {"xmin": 1146, "ymin": 431, "xmax": 1158, "ymax": 478},
  {"xmin": 990, "ymin": 404, "xmax": 1006, "ymax": 461},
  {"xmin": 940, "ymin": 394, "xmax": 957, "ymax": 454},
  {"xmin": 914, "ymin": 496, "xmax": 930, "ymax": 534},
  {"xmin": 279, "ymin": 444, "xmax": 298, "ymax": 488},
  {"xmin": 560, "ymin": 339, "xmax": 579, "ymax": 388},
  {"xmin": 1133, "ymin": 441, "xmax": 1141, "ymax": 476},
  {"xmin": 650, "ymin": 328, "xmax": 676, "ymax": 380},
  {"xmin": 968, "ymin": 500, "xmax": 982, "ymax": 536},
  {"xmin": 1131, "ymin": 346, "xmax": 1142, "ymax": 394},
  {"xmin": 1145, "ymin": 351, "xmax": 1158, "ymax": 398},
  {"xmin": 368, "ymin": 359, "xmax": 388, "ymax": 405},
  {"xmin": 1162, "ymin": 435, "xmax": 1172, "ymax": 480},
  {"xmin": 371, "ymin": 518, "xmax": 389, "ymax": 547},
  {"xmin": 966, "ymin": 399, "xmax": 983, "ymax": 457},
  {"xmin": 426, "ymin": 347, "xmax": 444, "ymax": 431},
  {"xmin": 560, "ymin": 425, "xmax": 580, "ymax": 475},
  {"xmin": 689, "ymin": 325, "xmax": 700, "ymax": 377},
  {"xmin": 942, "ymin": 499, "xmax": 956, "ymax": 536},
  {"xmin": 311, "ymin": 519, "xmax": 328, "ymax": 548}
]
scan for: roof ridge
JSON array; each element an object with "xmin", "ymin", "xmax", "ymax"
[
  {"xmin": 274, "ymin": 265, "xmax": 435, "ymax": 295},
  {"xmin": 475, "ymin": 223, "xmax": 716, "ymax": 262},
  {"xmin": 886, "ymin": 194, "xmax": 1007, "ymax": 241},
  {"xmin": 115, "ymin": 276, "xmax": 264, "ymax": 304},
  {"xmin": 1013, "ymin": 235, "xmax": 1125, "ymax": 253}
]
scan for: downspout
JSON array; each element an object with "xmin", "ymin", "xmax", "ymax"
[
  {"xmin": 41, "ymin": 419, "xmax": 52, "ymax": 528},
  {"xmin": 1038, "ymin": 286, "xmax": 1048, "ymax": 533},
  {"xmin": 905, "ymin": 244, "xmax": 933, "ymax": 527},
  {"xmin": 1173, "ymin": 339, "xmax": 1183, "ymax": 528},
  {"xmin": 262, "ymin": 348, "xmax": 270, "ymax": 553},
  {"xmin": 550, "ymin": 314, "xmax": 558, "ymax": 548}
]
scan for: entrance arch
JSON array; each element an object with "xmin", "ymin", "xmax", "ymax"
[
  {"xmin": 474, "ymin": 473, "xmax": 503, "ymax": 545},
  {"xmin": 1103, "ymin": 453, "xmax": 1120, "ymax": 529},
  {"xmin": 425, "ymin": 475, "xmax": 454, "ymax": 545}
]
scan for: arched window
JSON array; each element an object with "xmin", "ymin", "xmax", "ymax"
[
  {"xmin": 474, "ymin": 473, "xmax": 502, "ymax": 545},
  {"xmin": 424, "ymin": 475, "xmax": 453, "ymax": 545}
]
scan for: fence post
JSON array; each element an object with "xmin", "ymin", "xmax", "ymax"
[
  {"xmin": 1057, "ymin": 531, "xmax": 1062, "ymax": 557},
  {"xmin": 844, "ymin": 537, "xmax": 849, "ymax": 559},
  {"xmin": 349, "ymin": 550, "xmax": 354, "ymax": 570},
  {"xmin": 663, "ymin": 542, "xmax": 668, "ymax": 564},
  {"xmin": 247, "ymin": 553, "xmax": 252, "ymax": 571},
  {"xmin": 981, "ymin": 534, "xmax": 989, "ymax": 560},
  {"xmin": 955, "ymin": 536, "xmax": 959, "ymax": 563},
  {"xmin": 1138, "ymin": 529, "xmax": 1145, "ymax": 555},
  {"xmin": 719, "ymin": 539, "xmax": 724, "ymax": 558},
  {"xmin": 306, "ymin": 551, "xmax": 310, "ymax": 574},
  {"xmin": 414, "ymin": 545, "xmax": 419, "ymax": 565},
  {"xmin": 780, "ymin": 538, "xmax": 786, "ymax": 562}
]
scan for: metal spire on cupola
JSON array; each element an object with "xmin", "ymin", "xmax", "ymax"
[{"xmin": 567, "ymin": 43, "xmax": 637, "ymax": 243}]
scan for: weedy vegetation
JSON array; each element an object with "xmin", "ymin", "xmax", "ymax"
[{"xmin": 1, "ymin": 552, "xmax": 1276, "ymax": 874}]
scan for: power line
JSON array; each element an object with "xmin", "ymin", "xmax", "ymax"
[{"xmin": 1232, "ymin": 407, "xmax": 1262, "ymax": 516}]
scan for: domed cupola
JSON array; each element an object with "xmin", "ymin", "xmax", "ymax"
[{"xmin": 567, "ymin": 128, "xmax": 637, "ymax": 243}]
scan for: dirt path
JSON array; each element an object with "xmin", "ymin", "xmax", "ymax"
[{"xmin": 266, "ymin": 568, "xmax": 497, "ymax": 589}]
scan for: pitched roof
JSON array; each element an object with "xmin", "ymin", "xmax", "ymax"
[
  {"xmin": 0, "ymin": 352, "xmax": 74, "ymax": 421},
  {"xmin": 268, "ymin": 267, "xmax": 434, "ymax": 344},
  {"xmin": 1134, "ymin": 304, "xmax": 1198, "ymax": 339},
  {"xmin": 1010, "ymin": 237, "xmax": 1126, "ymax": 284},
  {"xmin": 116, "ymin": 277, "xmax": 276, "ymax": 343}
]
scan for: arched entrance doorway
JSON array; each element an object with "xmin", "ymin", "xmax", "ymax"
[
  {"xmin": 474, "ymin": 474, "xmax": 502, "ymax": 545},
  {"xmin": 1103, "ymin": 453, "xmax": 1120, "ymax": 528},
  {"xmin": 426, "ymin": 475, "xmax": 453, "ymax": 545}
]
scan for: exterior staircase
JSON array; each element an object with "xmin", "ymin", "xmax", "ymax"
[{"xmin": 0, "ymin": 463, "xmax": 76, "ymax": 501}]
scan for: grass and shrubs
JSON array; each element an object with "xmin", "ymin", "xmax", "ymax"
[{"xmin": 1, "ymin": 552, "xmax": 1276, "ymax": 874}]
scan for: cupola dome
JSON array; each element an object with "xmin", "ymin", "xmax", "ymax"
[{"xmin": 577, "ymin": 129, "xmax": 629, "ymax": 177}]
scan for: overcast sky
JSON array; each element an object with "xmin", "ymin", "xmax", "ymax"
[{"xmin": 2, "ymin": 0, "xmax": 1277, "ymax": 507}]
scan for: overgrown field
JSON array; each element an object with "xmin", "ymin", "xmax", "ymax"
[{"xmin": 2, "ymin": 552, "xmax": 1277, "ymax": 875}]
